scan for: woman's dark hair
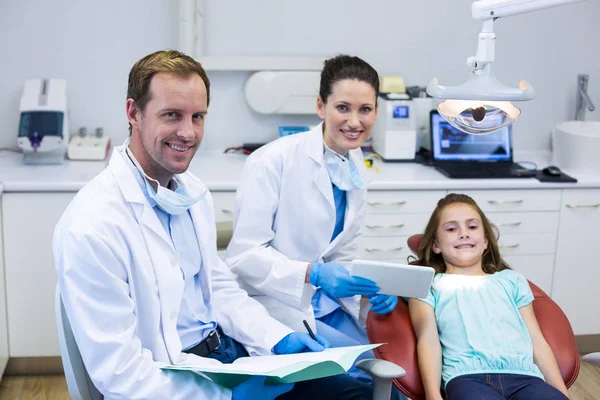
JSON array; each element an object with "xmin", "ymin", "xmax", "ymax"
[{"xmin": 319, "ymin": 55, "xmax": 379, "ymax": 103}]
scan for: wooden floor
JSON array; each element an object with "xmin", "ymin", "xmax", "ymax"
[{"xmin": 0, "ymin": 361, "xmax": 599, "ymax": 399}]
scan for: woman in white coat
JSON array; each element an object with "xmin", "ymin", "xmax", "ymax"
[{"xmin": 227, "ymin": 55, "xmax": 401, "ymax": 389}]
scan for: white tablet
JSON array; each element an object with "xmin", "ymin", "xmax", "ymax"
[{"xmin": 350, "ymin": 259, "xmax": 435, "ymax": 299}]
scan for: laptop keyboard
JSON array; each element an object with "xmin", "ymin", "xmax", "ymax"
[{"xmin": 436, "ymin": 164, "xmax": 533, "ymax": 179}]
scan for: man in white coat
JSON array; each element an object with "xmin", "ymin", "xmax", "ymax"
[{"xmin": 53, "ymin": 50, "xmax": 372, "ymax": 400}]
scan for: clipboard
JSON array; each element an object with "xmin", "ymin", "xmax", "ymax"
[{"xmin": 350, "ymin": 259, "xmax": 435, "ymax": 298}]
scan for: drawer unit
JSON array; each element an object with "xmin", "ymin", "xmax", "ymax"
[
  {"xmin": 497, "ymin": 233, "xmax": 557, "ymax": 256},
  {"xmin": 363, "ymin": 213, "xmax": 430, "ymax": 237},
  {"xmin": 487, "ymin": 212, "xmax": 560, "ymax": 235},
  {"xmin": 365, "ymin": 190, "xmax": 446, "ymax": 214},
  {"xmin": 503, "ymin": 255, "xmax": 555, "ymax": 295},
  {"xmin": 211, "ymin": 191, "xmax": 236, "ymax": 222},
  {"xmin": 358, "ymin": 236, "xmax": 414, "ymax": 264},
  {"xmin": 452, "ymin": 189, "xmax": 562, "ymax": 212}
]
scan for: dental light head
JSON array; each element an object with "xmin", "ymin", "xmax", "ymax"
[{"xmin": 427, "ymin": 0, "xmax": 587, "ymax": 135}]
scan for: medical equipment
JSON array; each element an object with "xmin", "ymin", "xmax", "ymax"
[
  {"xmin": 371, "ymin": 94, "xmax": 417, "ymax": 161},
  {"xmin": 278, "ymin": 125, "xmax": 310, "ymax": 137},
  {"xmin": 379, "ymin": 76, "xmax": 406, "ymax": 94},
  {"xmin": 17, "ymin": 79, "xmax": 69, "ymax": 164},
  {"xmin": 245, "ymin": 71, "xmax": 319, "ymax": 114},
  {"xmin": 67, "ymin": 127, "xmax": 111, "ymax": 161},
  {"xmin": 427, "ymin": 0, "xmax": 587, "ymax": 135}
]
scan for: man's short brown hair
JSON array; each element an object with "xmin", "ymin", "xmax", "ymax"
[{"xmin": 127, "ymin": 50, "xmax": 210, "ymax": 133}]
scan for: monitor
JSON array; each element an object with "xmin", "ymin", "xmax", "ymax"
[{"xmin": 430, "ymin": 111, "xmax": 513, "ymax": 161}]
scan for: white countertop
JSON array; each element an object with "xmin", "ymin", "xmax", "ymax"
[{"xmin": 1, "ymin": 149, "xmax": 599, "ymax": 192}]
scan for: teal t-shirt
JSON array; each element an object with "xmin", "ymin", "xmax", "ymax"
[{"xmin": 417, "ymin": 269, "xmax": 544, "ymax": 387}]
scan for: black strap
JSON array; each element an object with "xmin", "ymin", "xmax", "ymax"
[{"xmin": 183, "ymin": 329, "xmax": 221, "ymax": 357}]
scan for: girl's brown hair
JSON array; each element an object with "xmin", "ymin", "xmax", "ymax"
[{"xmin": 410, "ymin": 193, "xmax": 510, "ymax": 274}]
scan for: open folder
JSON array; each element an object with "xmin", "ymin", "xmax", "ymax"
[{"xmin": 161, "ymin": 343, "xmax": 381, "ymax": 389}]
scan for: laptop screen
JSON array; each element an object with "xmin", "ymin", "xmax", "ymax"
[{"xmin": 430, "ymin": 111, "xmax": 512, "ymax": 161}]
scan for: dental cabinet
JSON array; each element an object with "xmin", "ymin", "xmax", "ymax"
[
  {"xmin": 0, "ymin": 187, "xmax": 9, "ymax": 377},
  {"xmin": 0, "ymin": 154, "xmax": 599, "ymax": 360}
]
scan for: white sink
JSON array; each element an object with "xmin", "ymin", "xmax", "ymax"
[{"xmin": 553, "ymin": 121, "xmax": 600, "ymax": 175}]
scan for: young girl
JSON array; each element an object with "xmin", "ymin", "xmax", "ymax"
[{"xmin": 409, "ymin": 193, "xmax": 570, "ymax": 400}]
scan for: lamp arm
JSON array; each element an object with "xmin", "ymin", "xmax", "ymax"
[
  {"xmin": 472, "ymin": 0, "xmax": 587, "ymax": 20},
  {"xmin": 469, "ymin": 0, "xmax": 586, "ymax": 71}
]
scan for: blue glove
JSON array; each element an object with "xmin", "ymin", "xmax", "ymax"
[
  {"xmin": 232, "ymin": 375, "xmax": 293, "ymax": 400},
  {"xmin": 368, "ymin": 294, "xmax": 399, "ymax": 315},
  {"xmin": 273, "ymin": 332, "xmax": 330, "ymax": 354},
  {"xmin": 309, "ymin": 262, "xmax": 379, "ymax": 298}
]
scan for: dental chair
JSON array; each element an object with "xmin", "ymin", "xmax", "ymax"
[
  {"xmin": 55, "ymin": 286, "xmax": 103, "ymax": 400},
  {"xmin": 365, "ymin": 234, "xmax": 581, "ymax": 400}
]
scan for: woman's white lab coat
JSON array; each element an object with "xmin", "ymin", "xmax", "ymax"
[
  {"xmin": 53, "ymin": 146, "xmax": 292, "ymax": 400},
  {"xmin": 226, "ymin": 123, "xmax": 367, "ymax": 333}
]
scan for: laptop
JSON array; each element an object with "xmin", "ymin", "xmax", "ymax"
[{"xmin": 429, "ymin": 110, "xmax": 535, "ymax": 179}]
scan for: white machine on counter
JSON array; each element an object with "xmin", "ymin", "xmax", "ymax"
[
  {"xmin": 17, "ymin": 79, "xmax": 69, "ymax": 164},
  {"xmin": 67, "ymin": 127, "xmax": 111, "ymax": 161},
  {"xmin": 244, "ymin": 71, "xmax": 320, "ymax": 114},
  {"xmin": 371, "ymin": 93, "xmax": 417, "ymax": 161}
]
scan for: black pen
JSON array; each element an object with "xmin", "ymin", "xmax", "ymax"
[{"xmin": 303, "ymin": 319, "xmax": 317, "ymax": 341}]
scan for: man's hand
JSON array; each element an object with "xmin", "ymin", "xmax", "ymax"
[{"xmin": 272, "ymin": 332, "xmax": 330, "ymax": 355}]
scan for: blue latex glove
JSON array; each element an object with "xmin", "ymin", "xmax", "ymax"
[
  {"xmin": 309, "ymin": 262, "xmax": 379, "ymax": 298},
  {"xmin": 232, "ymin": 375, "xmax": 293, "ymax": 400},
  {"xmin": 368, "ymin": 294, "xmax": 399, "ymax": 315},
  {"xmin": 272, "ymin": 332, "xmax": 331, "ymax": 354}
]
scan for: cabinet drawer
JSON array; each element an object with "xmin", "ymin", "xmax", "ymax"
[
  {"xmin": 561, "ymin": 188, "xmax": 600, "ymax": 210},
  {"xmin": 211, "ymin": 191, "xmax": 236, "ymax": 222},
  {"xmin": 497, "ymin": 233, "xmax": 556, "ymax": 256},
  {"xmin": 358, "ymin": 236, "xmax": 414, "ymax": 263},
  {"xmin": 453, "ymin": 190, "xmax": 561, "ymax": 212},
  {"xmin": 487, "ymin": 212, "xmax": 560, "ymax": 235},
  {"xmin": 366, "ymin": 190, "xmax": 446, "ymax": 214},
  {"xmin": 362, "ymin": 213, "xmax": 430, "ymax": 237},
  {"xmin": 503, "ymin": 255, "xmax": 555, "ymax": 296}
]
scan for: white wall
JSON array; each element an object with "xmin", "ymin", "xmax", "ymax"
[{"xmin": 1, "ymin": 0, "xmax": 599, "ymax": 153}]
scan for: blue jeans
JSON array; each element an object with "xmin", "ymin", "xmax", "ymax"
[
  {"xmin": 316, "ymin": 309, "xmax": 407, "ymax": 400},
  {"xmin": 204, "ymin": 327, "xmax": 372, "ymax": 400},
  {"xmin": 445, "ymin": 373, "xmax": 569, "ymax": 400}
]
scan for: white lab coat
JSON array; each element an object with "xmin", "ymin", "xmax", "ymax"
[
  {"xmin": 53, "ymin": 146, "xmax": 293, "ymax": 400},
  {"xmin": 226, "ymin": 123, "xmax": 368, "ymax": 333}
]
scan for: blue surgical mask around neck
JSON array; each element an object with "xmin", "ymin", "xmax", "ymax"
[
  {"xmin": 322, "ymin": 143, "xmax": 364, "ymax": 191},
  {"xmin": 124, "ymin": 144, "xmax": 202, "ymax": 215}
]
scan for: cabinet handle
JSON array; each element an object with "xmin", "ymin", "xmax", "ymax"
[
  {"xmin": 367, "ymin": 200, "xmax": 406, "ymax": 207},
  {"xmin": 364, "ymin": 246, "xmax": 403, "ymax": 252},
  {"xmin": 499, "ymin": 243, "xmax": 520, "ymax": 249},
  {"xmin": 566, "ymin": 203, "xmax": 600, "ymax": 209},
  {"xmin": 221, "ymin": 209, "xmax": 234, "ymax": 215},
  {"xmin": 487, "ymin": 199, "xmax": 523, "ymax": 205},
  {"xmin": 366, "ymin": 224, "xmax": 405, "ymax": 229},
  {"xmin": 498, "ymin": 221, "xmax": 522, "ymax": 227}
]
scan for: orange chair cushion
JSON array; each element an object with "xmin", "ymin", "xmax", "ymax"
[{"xmin": 367, "ymin": 234, "xmax": 580, "ymax": 399}]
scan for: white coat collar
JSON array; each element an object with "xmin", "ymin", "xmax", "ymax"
[{"xmin": 305, "ymin": 122, "xmax": 368, "ymax": 177}]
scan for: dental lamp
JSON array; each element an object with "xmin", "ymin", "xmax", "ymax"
[{"xmin": 427, "ymin": 0, "xmax": 587, "ymax": 135}]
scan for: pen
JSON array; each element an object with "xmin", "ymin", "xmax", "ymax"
[{"xmin": 303, "ymin": 319, "xmax": 317, "ymax": 341}]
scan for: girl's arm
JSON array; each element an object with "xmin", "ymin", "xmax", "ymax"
[
  {"xmin": 519, "ymin": 304, "xmax": 570, "ymax": 399},
  {"xmin": 408, "ymin": 298, "xmax": 444, "ymax": 400}
]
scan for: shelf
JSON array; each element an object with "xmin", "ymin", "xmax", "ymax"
[{"xmin": 196, "ymin": 56, "xmax": 326, "ymax": 72}]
